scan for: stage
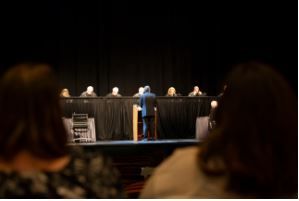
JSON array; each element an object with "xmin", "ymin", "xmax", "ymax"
[
  {"xmin": 70, "ymin": 138, "xmax": 199, "ymax": 146},
  {"xmin": 61, "ymin": 96, "xmax": 216, "ymax": 140},
  {"xmin": 70, "ymin": 138, "xmax": 200, "ymax": 197},
  {"xmin": 69, "ymin": 138, "xmax": 200, "ymax": 161}
]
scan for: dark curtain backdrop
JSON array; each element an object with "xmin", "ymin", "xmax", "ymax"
[
  {"xmin": 0, "ymin": 1, "xmax": 297, "ymax": 95},
  {"xmin": 57, "ymin": 2, "xmax": 194, "ymax": 96}
]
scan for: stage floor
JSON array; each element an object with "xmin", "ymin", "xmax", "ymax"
[{"xmin": 70, "ymin": 138, "xmax": 199, "ymax": 146}]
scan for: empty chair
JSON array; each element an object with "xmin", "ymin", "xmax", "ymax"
[{"xmin": 72, "ymin": 113, "xmax": 90, "ymax": 143}]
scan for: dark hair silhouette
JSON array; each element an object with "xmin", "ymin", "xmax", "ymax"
[
  {"xmin": 0, "ymin": 63, "xmax": 68, "ymax": 161},
  {"xmin": 198, "ymin": 62, "xmax": 297, "ymax": 198}
]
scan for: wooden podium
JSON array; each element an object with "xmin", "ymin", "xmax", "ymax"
[
  {"xmin": 133, "ymin": 104, "xmax": 157, "ymax": 141},
  {"xmin": 133, "ymin": 104, "xmax": 139, "ymax": 141}
]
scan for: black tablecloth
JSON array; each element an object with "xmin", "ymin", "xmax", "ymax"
[{"xmin": 60, "ymin": 96, "xmax": 217, "ymax": 140}]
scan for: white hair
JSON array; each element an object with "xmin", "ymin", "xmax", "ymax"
[
  {"xmin": 87, "ymin": 86, "xmax": 94, "ymax": 94},
  {"xmin": 211, "ymin": 100, "xmax": 218, "ymax": 108},
  {"xmin": 138, "ymin": 87, "xmax": 144, "ymax": 94},
  {"xmin": 112, "ymin": 87, "xmax": 119, "ymax": 94}
]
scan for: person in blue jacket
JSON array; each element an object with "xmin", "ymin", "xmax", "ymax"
[{"xmin": 139, "ymin": 86, "xmax": 157, "ymax": 141}]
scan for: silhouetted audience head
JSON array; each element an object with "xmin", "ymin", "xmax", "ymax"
[
  {"xmin": 0, "ymin": 63, "xmax": 125, "ymax": 198},
  {"xmin": 0, "ymin": 63, "xmax": 68, "ymax": 161},
  {"xmin": 199, "ymin": 62, "xmax": 297, "ymax": 198}
]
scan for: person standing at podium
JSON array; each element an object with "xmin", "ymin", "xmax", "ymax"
[{"xmin": 139, "ymin": 86, "xmax": 157, "ymax": 141}]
